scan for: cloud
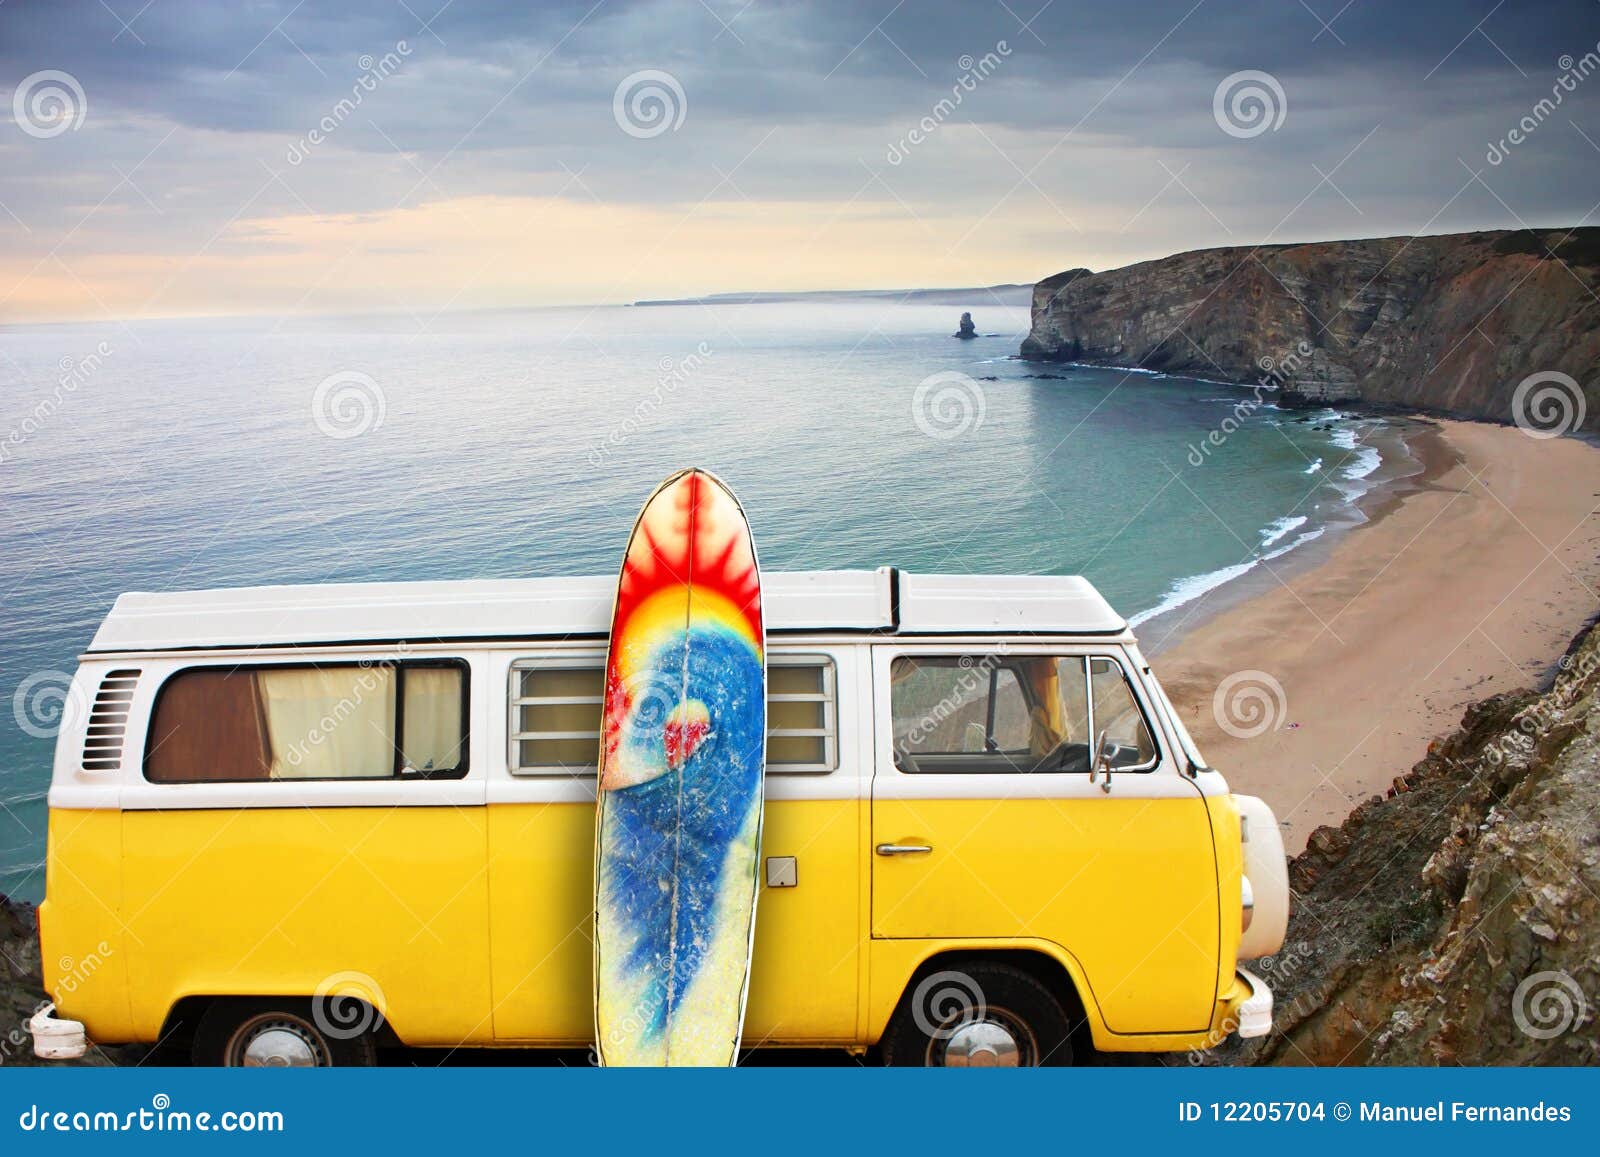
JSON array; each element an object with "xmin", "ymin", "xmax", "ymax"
[{"xmin": 2, "ymin": 0, "xmax": 1597, "ymax": 321}]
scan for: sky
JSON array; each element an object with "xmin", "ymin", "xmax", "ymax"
[{"xmin": 1, "ymin": 0, "xmax": 1597, "ymax": 323}]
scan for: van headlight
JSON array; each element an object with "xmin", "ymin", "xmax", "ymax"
[{"xmin": 1241, "ymin": 875, "xmax": 1255, "ymax": 933}]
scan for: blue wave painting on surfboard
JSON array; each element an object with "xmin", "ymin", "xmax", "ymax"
[{"xmin": 593, "ymin": 469, "xmax": 765, "ymax": 1066}]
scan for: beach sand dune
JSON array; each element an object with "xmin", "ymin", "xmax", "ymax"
[{"xmin": 1151, "ymin": 419, "xmax": 1600, "ymax": 852}]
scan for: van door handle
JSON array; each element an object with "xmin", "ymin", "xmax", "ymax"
[{"xmin": 875, "ymin": 843, "xmax": 932, "ymax": 856}]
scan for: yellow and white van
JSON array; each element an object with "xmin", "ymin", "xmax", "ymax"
[{"xmin": 32, "ymin": 569, "xmax": 1285, "ymax": 1066}]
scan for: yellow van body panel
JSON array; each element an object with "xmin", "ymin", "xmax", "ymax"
[
  {"xmin": 1206, "ymin": 793, "xmax": 1246, "ymax": 998},
  {"xmin": 40, "ymin": 808, "xmax": 133, "ymax": 1045},
  {"xmin": 116, "ymin": 807, "xmax": 494, "ymax": 1045},
  {"xmin": 871, "ymin": 795, "xmax": 1220, "ymax": 1034},
  {"xmin": 47, "ymin": 794, "xmax": 1234, "ymax": 1052},
  {"xmin": 485, "ymin": 797, "xmax": 863, "ymax": 1045}
]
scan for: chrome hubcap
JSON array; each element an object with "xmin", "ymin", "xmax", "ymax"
[
  {"xmin": 229, "ymin": 1016, "xmax": 328, "ymax": 1068},
  {"xmin": 944, "ymin": 1020, "xmax": 1022, "ymax": 1067}
]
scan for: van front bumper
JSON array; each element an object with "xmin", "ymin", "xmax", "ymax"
[
  {"xmin": 28, "ymin": 1003, "xmax": 90, "ymax": 1060},
  {"xmin": 1233, "ymin": 967, "xmax": 1273, "ymax": 1039}
]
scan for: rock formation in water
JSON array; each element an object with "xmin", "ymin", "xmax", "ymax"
[
  {"xmin": 1022, "ymin": 229, "xmax": 1600, "ymax": 429},
  {"xmin": 954, "ymin": 311, "xmax": 977, "ymax": 339},
  {"xmin": 1208, "ymin": 618, "xmax": 1600, "ymax": 1066}
]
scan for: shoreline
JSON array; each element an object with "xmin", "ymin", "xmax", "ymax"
[
  {"xmin": 1133, "ymin": 408, "xmax": 1425, "ymax": 653},
  {"xmin": 1147, "ymin": 417, "xmax": 1600, "ymax": 852}
]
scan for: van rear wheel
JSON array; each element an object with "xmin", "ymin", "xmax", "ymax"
[
  {"xmin": 192, "ymin": 1000, "xmax": 377, "ymax": 1067},
  {"xmin": 882, "ymin": 962, "xmax": 1075, "ymax": 1067}
]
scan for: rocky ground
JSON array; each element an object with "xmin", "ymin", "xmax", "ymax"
[
  {"xmin": 1211, "ymin": 615, "xmax": 1600, "ymax": 1066},
  {"xmin": 6, "ymin": 617, "xmax": 1597, "ymax": 1067}
]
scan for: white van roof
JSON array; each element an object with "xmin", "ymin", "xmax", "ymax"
[{"xmin": 86, "ymin": 569, "xmax": 1127, "ymax": 653}]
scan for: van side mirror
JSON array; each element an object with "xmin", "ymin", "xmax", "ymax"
[{"xmin": 1090, "ymin": 730, "xmax": 1114, "ymax": 793}]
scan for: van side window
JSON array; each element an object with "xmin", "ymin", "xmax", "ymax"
[
  {"xmin": 891, "ymin": 655, "xmax": 1157, "ymax": 774},
  {"xmin": 509, "ymin": 656, "xmax": 839, "ymax": 776},
  {"xmin": 766, "ymin": 657, "xmax": 838, "ymax": 772},
  {"xmin": 1089, "ymin": 657, "xmax": 1158, "ymax": 768},
  {"xmin": 145, "ymin": 662, "xmax": 468, "ymax": 783},
  {"xmin": 510, "ymin": 662, "xmax": 606, "ymax": 775}
]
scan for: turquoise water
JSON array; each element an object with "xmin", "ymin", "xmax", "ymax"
[{"xmin": 0, "ymin": 301, "xmax": 1386, "ymax": 900}]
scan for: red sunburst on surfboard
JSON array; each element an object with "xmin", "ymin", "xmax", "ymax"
[{"xmin": 612, "ymin": 469, "xmax": 762, "ymax": 643}]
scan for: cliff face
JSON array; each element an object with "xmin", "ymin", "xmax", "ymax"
[
  {"xmin": 1212, "ymin": 618, "xmax": 1600, "ymax": 1066},
  {"xmin": 1023, "ymin": 229, "xmax": 1600, "ymax": 428}
]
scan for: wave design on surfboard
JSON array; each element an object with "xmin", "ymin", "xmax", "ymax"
[{"xmin": 594, "ymin": 469, "xmax": 765, "ymax": 1067}]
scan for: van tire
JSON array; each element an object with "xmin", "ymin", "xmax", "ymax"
[
  {"xmin": 192, "ymin": 999, "xmax": 378, "ymax": 1067},
  {"xmin": 881, "ymin": 962, "xmax": 1075, "ymax": 1067}
]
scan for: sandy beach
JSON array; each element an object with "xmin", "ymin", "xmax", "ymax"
[{"xmin": 1149, "ymin": 418, "xmax": 1600, "ymax": 852}]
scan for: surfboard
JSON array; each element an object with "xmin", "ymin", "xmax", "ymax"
[{"xmin": 593, "ymin": 468, "xmax": 766, "ymax": 1067}]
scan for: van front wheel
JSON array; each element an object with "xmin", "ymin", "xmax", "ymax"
[
  {"xmin": 882, "ymin": 962, "xmax": 1075, "ymax": 1067},
  {"xmin": 193, "ymin": 1000, "xmax": 377, "ymax": 1067}
]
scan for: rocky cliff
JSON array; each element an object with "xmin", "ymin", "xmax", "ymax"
[
  {"xmin": 1023, "ymin": 229, "xmax": 1600, "ymax": 429},
  {"xmin": 1213, "ymin": 616, "xmax": 1600, "ymax": 1066}
]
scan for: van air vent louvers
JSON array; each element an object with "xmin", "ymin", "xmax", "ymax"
[{"xmin": 81, "ymin": 669, "xmax": 140, "ymax": 771}]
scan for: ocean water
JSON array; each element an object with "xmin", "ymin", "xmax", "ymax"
[{"xmin": 0, "ymin": 301, "xmax": 1390, "ymax": 900}]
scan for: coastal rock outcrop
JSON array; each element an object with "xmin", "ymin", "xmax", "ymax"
[
  {"xmin": 1209, "ymin": 617, "xmax": 1600, "ymax": 1066},
  {"xmin": 954, "ymin": 312, "xmax": 977, "ymax": 339},
  {"xmin": 1022, "ymin": 229, "xmax": 1600, "ymax": 429}
]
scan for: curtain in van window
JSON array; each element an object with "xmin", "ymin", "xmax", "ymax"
[
  {"xmin": 400, "ymin": 667, "xmax": 462, "ymax": 773},
  {"xmin": 259, "ymin": 667, "xmax": 397, "ymax": 779}
]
